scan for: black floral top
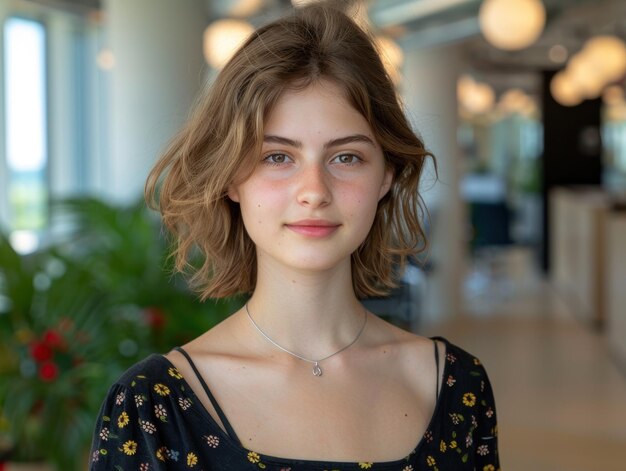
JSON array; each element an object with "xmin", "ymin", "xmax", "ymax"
[{"xmin": 89, "ymin": 337, "xmax": 500, "ymax": 470}]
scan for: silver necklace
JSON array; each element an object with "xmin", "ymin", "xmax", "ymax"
[{"xmin": 244, "ymin": 303, "xmax": 367, "ymax": 377}]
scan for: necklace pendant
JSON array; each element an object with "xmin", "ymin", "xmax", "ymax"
[{"xmin": 312, "ymin": 362, "xmax": 322, "ymax": 376}]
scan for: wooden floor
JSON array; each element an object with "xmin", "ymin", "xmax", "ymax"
[{"xmin": 421, "ymin": 247, "xmax": 626, "ymax": 471}]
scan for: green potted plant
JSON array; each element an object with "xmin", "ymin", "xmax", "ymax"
[
  {"xmin": 0, "ymin": 197, "xmax": 239, "ymax": 470},
  {"xmin": 0, "ymin": 232, "xmax": 115, "ymax": 469}
]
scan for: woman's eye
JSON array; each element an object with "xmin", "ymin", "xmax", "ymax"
[
  {"xmin": 333, "ymin": 154, "xmax": 362, "ymax": 165},
  {"xmin": 263, "ymin": 153, "xmax": 292, "ymax": 165}
]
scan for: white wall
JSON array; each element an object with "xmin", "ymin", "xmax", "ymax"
[
  {"xmin": 402, "ymin": 44, "xmax": 466, "ymax": 324},
  {"xmin": 102, "ymin": 0, "xmax": 207, "ymax": 202}
]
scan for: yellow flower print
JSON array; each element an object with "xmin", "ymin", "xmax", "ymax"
[
  {"xmin": 426, "ymin": 455, "xmax": 436, "ymax": 467},
  {"xmin": 439, "ymin": 440, "xmax": 447, "ymax": 452},
  {"xmin": 358, "ymin": 463, "xmax": 373, "ymax": 469},
  {"xmin": 156, "ymin": 447, "xmax": 168, "ymax": 461},
  {"xmin": 154, "ymin": 383, "xmax": 171, "ymax": 396},
  {"xmin": 449, "ymin": 440, "xmax": 457, "ymax": 449},
  {"xmin": 122, "ymin": 440, "xmax": 137, "ymax": 455},
  {"xmin": 187, "ymin": 452, "xmax": 198, "ymax": 467},
  {"xmin": 117, "ymin": 411, "xmax": 130, "ymax": 428},
  {"xmin": 247, "ymin": 451, "xmax": 261, "ymax": 464},
  {"xmin": 483, "ymin": 465, "xmax": 495, "ymax": 471},
  {"xmin": 168, "ymin": 367, "xmax": 183, "ymax": 379},
  {"xmin": 462, "ymin": 392, "xmax": 476, "ymax": 407}
]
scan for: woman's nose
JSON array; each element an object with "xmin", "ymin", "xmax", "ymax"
[{"xmin": 296, "ymin": 163, "xmax": 332, "ymax": 208}]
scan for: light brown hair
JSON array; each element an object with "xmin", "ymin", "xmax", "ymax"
[{"xmin": 145, "ymin": 1, "xmax": 435, "ymax": 300}]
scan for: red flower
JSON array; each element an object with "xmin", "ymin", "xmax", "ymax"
[
  {"xmin": 30, "ymin": 342, "xmax": 53, "ymax": 362},
  {"xmin": 144, "ymin": 307, "xmax": 166, "ymax": 329},
  {"xmin": 43, "ymin": 329, "xmax": 66, "ymax": 350},
  {"xmin": 39, "ymin": 362, "xmax": 59, "ymax": 382}
]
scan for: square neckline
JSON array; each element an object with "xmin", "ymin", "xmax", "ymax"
[{"xmin": 157, "ymin": 336, "xmax": 450, "ymax": 469}]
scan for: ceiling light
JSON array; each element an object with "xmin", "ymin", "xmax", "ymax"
[
  {"xmin": 567, "ymin": 53, "xmax": 607, "ymax": 99},
  {"xmin": 458, "ymin": 76, "xmax": 495, "ymax": 114},
  {"xmin": 479, "ymin": 0, "xmax": 546, "ymax": 50},
  {"xmin": 498, "ymin": 88, "xmax": 530, "ymax": 112},
  {"xmin": 203, "ymin": 19, "xmax": 254, "ymax": 69},
  {"xmin": 548, "ymin": 44, "xmax": 568, "ymax": 64},
  {"xmin": 550, "ymin": 72, "xmax": 583, "ymax": 107},
  {"xmin": 583, "ymin": 35, "xmax": 626, "ymax": 83}
]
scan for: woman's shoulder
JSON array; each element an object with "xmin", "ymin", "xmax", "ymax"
[
  {"xmin": 112, "ymin": 353, "xmax": 178, "ymax": 388},
  {"xmin": 100, "ymin": 352, "xmax": 193, "ymax": 408},
  {"xmin": 90, "ymin": 352, "xmax": 210, "ymax": 469},
  {"xmin": 432, "ymin": 336, "xmax": 498, "ymax": 421},
  {"xmin": 433, "ymin": 336, "xmax": 494, "ymax": 382},
  {"xmin": 436, "ymin": 337, "xmax": 486, "ymax": 366}
]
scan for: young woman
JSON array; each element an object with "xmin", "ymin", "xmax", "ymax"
[{"xmin": 89, "ymin": 3, "xmax": 500, "ymax": 470}]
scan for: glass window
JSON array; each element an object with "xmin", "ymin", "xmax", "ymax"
[{"xmin": 3, "ymin": 17, "xmax": 48, "ymax": 252}]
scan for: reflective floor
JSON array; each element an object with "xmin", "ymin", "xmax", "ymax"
[{"xmin": 423, "ymin": 247, "xmax": 626, "ymax": 471}]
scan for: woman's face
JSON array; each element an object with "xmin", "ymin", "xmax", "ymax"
[{"xmin": 228, "ymin": 80, "xmax": 392, "ymax": 274}]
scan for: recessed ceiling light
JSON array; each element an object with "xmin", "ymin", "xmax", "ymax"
[{"xmin": 548, "ymin": 44, "xmax": 568, "ymax": 64}]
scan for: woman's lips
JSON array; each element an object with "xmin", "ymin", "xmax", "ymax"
[{"xmin": 285, "ymin": 223, "xmax": 340, "ymax": 237}]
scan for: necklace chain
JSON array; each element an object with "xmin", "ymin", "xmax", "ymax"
[{"xmin": 244, "ymin": 303, "xmax": 367, "ymax": 377}]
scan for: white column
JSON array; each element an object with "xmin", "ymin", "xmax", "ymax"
[
  {"xmin": 102, "ymin": 0, "xmax": 207, "ymax": 202},
  {"xmin": 402, "ymin": 44, "xmax": 466, "ymax": 324},
  {"xmin": 47, "ymin": 13, "xmax": 78, "ymax": 198}
]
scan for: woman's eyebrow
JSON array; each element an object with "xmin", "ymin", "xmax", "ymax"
[
  {"xmin": 263, "ymin": 135, "xmax": 301, "ymax": 147},
  {"xmin": 324, "ymin": 134, "xmax": 376, "ymax": 149},
  {"xmin": 263, "ymin": 134, "xmax": 376, "ymax": 149}
]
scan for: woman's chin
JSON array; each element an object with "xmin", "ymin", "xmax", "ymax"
[{"xmin": 279, "ymin": 254, "xmax": 352, "ymax": 274}]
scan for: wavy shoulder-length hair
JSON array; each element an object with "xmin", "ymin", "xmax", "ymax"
[{"xmin": 145, "ymin": 1, "xmax": 435, "ymax": 300}]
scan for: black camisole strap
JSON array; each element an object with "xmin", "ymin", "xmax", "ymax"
[
  {"xmin": 434, "ymin": 339, "xmax": 440, "ymax": 399},
  {"xmin": 174, "ymin": 346, "xmax": 242, "ymax": 444}
]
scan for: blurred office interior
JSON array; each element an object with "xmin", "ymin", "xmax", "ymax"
[{"xmin": 0, "ymin": 0, "xmax": 626, "ymax": 469}]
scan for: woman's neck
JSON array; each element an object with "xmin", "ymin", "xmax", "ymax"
[{"xmin": 243, "ymin": 257, "xmax": 366, "ymax": 360}]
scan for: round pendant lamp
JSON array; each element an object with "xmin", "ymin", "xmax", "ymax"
[
  {"xmin": 479, "ymin": 0, "xmax": 546, "ymax": 50},
  {"xmin": 550, "ymin": 72, "xmax": 583, "ymax": 107},
  {"xmin": 203, "ymin": 19, "xmax": 254, "ymax": 69},
  {"xmin": 583, "ymin": 35, "xmax": 626, "ymax": 83}
]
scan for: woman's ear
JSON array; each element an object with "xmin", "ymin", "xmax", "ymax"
[
  {"xmin": 227, "ymin": 185, "xmax": 240, "ymax": 202},
  {"xmin": 378, "ymin": 167, "xmax": 393, "ymax": 201}
]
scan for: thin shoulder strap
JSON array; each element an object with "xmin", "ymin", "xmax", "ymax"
[
  {"xmin": 434, "ymin": 339, "xmax": 440, "ymax": 399},
  {"xmin": 174, "ymin": 346, "xmax": 241, "ymax": 444}
]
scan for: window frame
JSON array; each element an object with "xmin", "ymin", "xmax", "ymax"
[{"xmin": 0, "ymin": 2, "xmax": 105, "ymax": 246}]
